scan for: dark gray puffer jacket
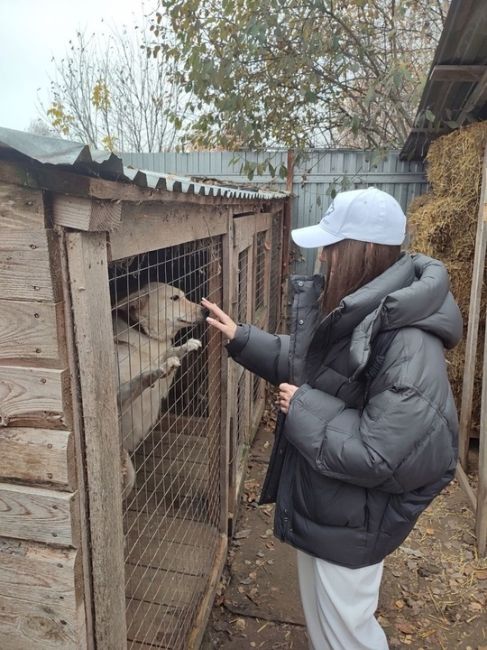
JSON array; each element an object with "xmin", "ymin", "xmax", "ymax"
[{"xmin": 227, "ymin": 254, "xmax": 463, "ymax": 568}]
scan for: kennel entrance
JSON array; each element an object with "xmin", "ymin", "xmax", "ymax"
[{"xmin": 110, "ymin": 236, "xmax": 225, "ymax": 649}]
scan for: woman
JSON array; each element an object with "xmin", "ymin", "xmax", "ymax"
[{"xmin": 202, "ymin": 187, "xmax": 462, "ymax": 650}]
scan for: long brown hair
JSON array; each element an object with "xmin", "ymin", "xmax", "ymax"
[{"xmin": 320, "ymin": 239, "xmax": 401, "ymax": 314}]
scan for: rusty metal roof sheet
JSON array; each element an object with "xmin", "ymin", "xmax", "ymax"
[
  {"xmin": 0, "ymin": 126, "xmax": 287, "ymax": 200},
  {"xmin": 400, "ymin": 0, "xmax": 487, "ymax": 160}
]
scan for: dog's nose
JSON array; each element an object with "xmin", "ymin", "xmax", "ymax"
[{"xmin": 201, "ymin": 307, "xmax": 210, "ymax": 319}]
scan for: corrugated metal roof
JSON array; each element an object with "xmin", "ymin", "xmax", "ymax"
[
  {"xmin": 0, "ymin": 127, "xmax": 287, "ymax": 201},
  {"xmin": 400, "ymin": 0, "xmax": 487, "ymax": 160}
]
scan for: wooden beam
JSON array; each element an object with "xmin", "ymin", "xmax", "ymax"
[
  {"xmin": 0, "ymin": 539, "xmax": 87, "ymax": 650},
  {"xmin": 56, "ymin": 226, "xmax": 95, "ymax": 648},
  {"xmin": 53, "ymin": 194, "xmax": 122, "ymax": 231},
  {"xmin": 66, "ymin": 231, "xmax": 126, "ymax": 649},
  {"xmin": 0, "ymin": 428, "xmax": 74, "ymax": 489},
  {"xmin": 459, "ymin": 148, "xmax": 487, "ymax": 468},
  {"xmin": 0, "ymin": 482, "xmax": 78, "ymax": 546},
  {"xmin": 109, "ymin": 202, "xmax": 227, "ymax": 261},
  {"xmin": 477, "ymin": 305, "xmax": 487, "ymax": 555},
  {"xmin": 458, "ymin": 69, "xmax": 487, "ymax": 124},
  {"xmin": 0, "ymin": 365, "xmax": 70, "ymax": 429},
  {"xmin": 430, "ymin": 64, "xmax": 487, "ymax": 82}
]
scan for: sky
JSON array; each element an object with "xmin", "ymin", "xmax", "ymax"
[{"xmin": 0, "ymin": 0, "xmax": 152, "ymax": 132}]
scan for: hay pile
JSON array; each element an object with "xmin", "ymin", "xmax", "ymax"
[{"xmin": 408, "ymin": 121, "xmax": 487, "ymax": 434}]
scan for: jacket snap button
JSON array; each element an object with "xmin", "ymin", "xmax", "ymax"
[
  {"xmin": 298, "ymin": 281, "xmax": 304, "ymax": 287},
  {"xmin": 298, "ymin": 319, "xmax": 304, "ymax": 325}
]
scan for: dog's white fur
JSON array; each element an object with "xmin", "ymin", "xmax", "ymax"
[{"xmin": 113, "ymin": 283, "xmax": 204, "ymax": 498}]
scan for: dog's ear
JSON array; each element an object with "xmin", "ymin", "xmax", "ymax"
[{"xmin": 127, "ymin": 292, "xmax": 150, "ymax": 324}]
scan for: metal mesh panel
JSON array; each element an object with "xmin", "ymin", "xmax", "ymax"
[
  {"xmin": 268, "ymin": 215, "xmax": 283, "ymax": 334},
  {"xmin": 254, "ymin": 231, "xmax": 266, "ymax": 312},
  {"xmin": 109, "ymin": 238, "xmax": 222, "ymax": 649}
]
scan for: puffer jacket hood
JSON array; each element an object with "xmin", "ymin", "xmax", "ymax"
[
  {"xmin": 227, "ymin": 253, "xmax": 462, "ymax": 568},
  {"xmin": 335, "ymin": 254, "xmax": 462, "ymax": 380}
]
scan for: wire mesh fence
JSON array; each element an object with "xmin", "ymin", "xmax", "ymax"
[{"xmin": 109, "ymin": 238, "xmax": 223, "ymax": 649}]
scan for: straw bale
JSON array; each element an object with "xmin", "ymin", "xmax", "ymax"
[{"xmin": 408, "ymin": 122, "xmax": 487, "ymax": 436}]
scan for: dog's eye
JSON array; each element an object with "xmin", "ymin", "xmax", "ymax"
[{"xmin": 170, "ymin": 295, "xmax": 180, "ymax": 301}]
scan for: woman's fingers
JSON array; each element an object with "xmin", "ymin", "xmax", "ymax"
[{"xmin": 202, "ymin": 298, "xmax": 237, "ymax": 340}]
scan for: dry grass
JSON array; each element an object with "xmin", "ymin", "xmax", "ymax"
[{"xmin": 408, "ymin": 122, "xmax": 487, "ymax": 434}]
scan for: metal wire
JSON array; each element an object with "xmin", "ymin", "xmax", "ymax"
[{"xmin": 110, "ymin": 238, "xmax": 223, "ymax": 649}]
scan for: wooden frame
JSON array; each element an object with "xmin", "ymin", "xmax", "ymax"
[{"xmin": 458, "ymin": 145, "xmax": 487, "ymax": 556}]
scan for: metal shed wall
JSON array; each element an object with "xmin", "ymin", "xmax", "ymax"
[{"xmin": 122, "ymin": 150, "xmax": 427, "ymax": 275}]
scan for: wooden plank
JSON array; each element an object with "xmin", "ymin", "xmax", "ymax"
[
  {"xmin": 430, "ymin": 64, "xmax": 487, "ymax": 82},
  {"xmin": 476, "ymin": 306, "xmax": 487, "ymax": 555},
  {"xmin": 126, "ymin": 600, "xmax": 185, "ymax": 648},
  {"xmin": 0, "ymin": 365, "xmax": 69, "ymax": 429},
  {"xmin": 56, "ymin": 226, "xmax": 95, "ymax": 648},
  {"xmin": 187, "ymin": 534, "xmax": 227, "ymax": 650},
  {"xmin": 125, "ymin": 532, "xmax": 211, "ymax": 575},
  {"xmin": 53, "ymin": 194, "xmax": 122, "ymax": 231},
  {"xmin": 0, "ymin": 428, "xmax": 74, "ymax": 488},
  {"xmin": 0, "ymin": 482, "xmax": 78, "ymax": 546},
  {"xmin": 0, "ymin": 181, "xmax": 45, "ymax": 230},
  {"xmin": 125, "ymin": 510, "xmax": 218, "ymax": 548},
  {"xmin": 146, "ymin": 432, "xmax": 210, "ymax": 464},
  {"xmin": 233, "ymin": 212, "xmax": 273, "ymax": 250},
  {"xmin": 0, "ymin": 229, "xmax": 59, "ymax": 301},
  {"xmin": 109, "ymin": 203, "xmax": 227, "ymax": 261},
  {"xmin": 459, "ymin": 148, "xmax": 487, "ymax": 467},
  {"xmin": 0, "ymin": 299, "xmax": 64, "ymax": 363},
  {"xmin": 0, "ymin": 539, "xmax": 86, "ymax": 650},
  {"xmin": 66, "ymin": 231, "xmax": 126, "ymax": 649},
  {"xmin": 126, "ymin": 564, "xmax": 205, "ymax": 608}
]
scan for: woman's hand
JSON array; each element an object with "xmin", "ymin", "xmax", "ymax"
[
  {"xmin": 202, "ymin": 298, "xmax": 237, "ymax": 341},
  {"xmin": 277, "ymin": 383, "xmax": 299, "ymax": 414}
]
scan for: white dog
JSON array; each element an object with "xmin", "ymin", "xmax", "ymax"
[{"xmin": 113, "ymin": 283, "xmax": 204, "ymax": 498}]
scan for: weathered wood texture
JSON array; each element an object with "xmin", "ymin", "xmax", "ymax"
[
  {"xmin": 477, "ymin": 306, "xmax": 487, "ymax": 555},
  {"xmin": 0, "ymin": 299, "xmax": 64, "ymax": 364},
  {"xmin": 109, "ymin": 202, "xmax": 227, "ymax": 260},
  {"xmin": 0, "ymin": 181, "xmax": 45, "ymax": 230},
  {"xmin": 0, "ymin": 229, "xmax": 61, "ymax": 302},
  {"xmin": 66, "ymin": 231, "xmax": 126, "ymax": 649},
  {"xmin": 0, "ymin": 537, "xmax": 87, "ymax": 649},
  {"xmin": 459, "ymin": 152, "xmax": 487, "ymax": 467},
  {"xmin": 0, "ymin": 365, "xmax": 70, "ymax": 428},
  {"xmin": 53, "ymin": 195, "xmax": 122, "ymax": 231},
  {"xmin": 0, "ymin": 428, "xmax": 74, "ymax": 488},
  {"xmin": 0, "ymin": 482, "xmax": 78, "ymax": 546}
]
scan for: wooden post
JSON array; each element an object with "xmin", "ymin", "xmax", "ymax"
[
  {"xmin": 459, "ymin": 146, "xmax": 487, "ymax": 468},
  {"xmin": 477, "ymin": 305, "xmax": 487, "ymax": 555},
  {"xmin": 66, "ymin": 231, "xmax": 127, "ymax": 650},
  {"xmin": 281, "ymin": 151, "xmax": 294, "ymax": 290}
]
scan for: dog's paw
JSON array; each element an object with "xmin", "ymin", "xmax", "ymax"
[
  {"xmin": 121, "ymin": 449, "xmax": 136, "ymax": 499},
  {"xmin": 165, "ymin": 356, "xmax": 181, "ymax": 372},
  {"xmin": 186, "ymin": 338, "xmax": 203, "ymax": 353}
]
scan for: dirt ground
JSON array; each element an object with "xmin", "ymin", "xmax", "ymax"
[{"xmin": 202, "ymin": 419, "xmax": 487, "ymax": 650}]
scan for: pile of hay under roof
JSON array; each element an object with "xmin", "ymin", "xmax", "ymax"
[{"xmin": 408, "ymin": 121, "xmax": 487, "ymax": 435}]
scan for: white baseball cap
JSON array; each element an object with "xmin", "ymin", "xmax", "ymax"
[{"xmin": 291, "ymin": 187, "xmax": 406, "ymax": 248}]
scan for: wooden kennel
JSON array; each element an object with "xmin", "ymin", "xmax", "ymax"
[{"xmin": 0, "ymin": 132, "xmax": 288, "ymax": 650}]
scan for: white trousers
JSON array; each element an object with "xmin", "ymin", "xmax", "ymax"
[{"xmin": 297, "ymin": 550, "xmax": 389, "ymax": 650}]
